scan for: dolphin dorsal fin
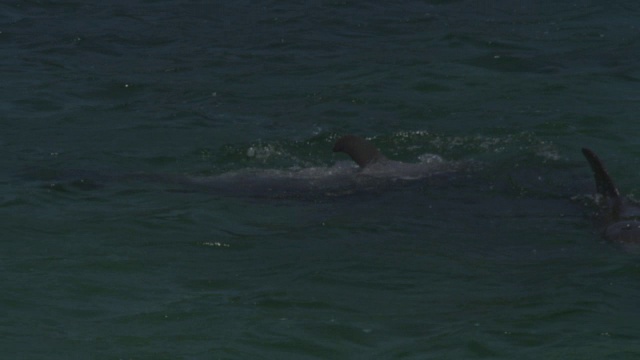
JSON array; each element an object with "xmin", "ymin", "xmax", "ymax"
[
  {"xmin": 581, "ymin": 148, "xmax": 620, "ymax": 198},
  {"xmin": 332, "ymin": 135, "xmax": 387, "ymax": 168}
]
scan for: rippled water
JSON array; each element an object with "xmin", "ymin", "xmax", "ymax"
[{"xmin": 2, "ymin": 1, "xmax": 640, "ymax": 358}]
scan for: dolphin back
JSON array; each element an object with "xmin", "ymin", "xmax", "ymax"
[
  {"xmin": 332, "ymin": 135, "xmax": 387, "ymax": 168},
  {"xmin": 581, "ymin": 148, "xmax": 620, "ymax": 199}
]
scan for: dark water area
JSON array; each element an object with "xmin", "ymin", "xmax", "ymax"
[{"xmin": 2, "ymin": 1, "xmax": 640, "ymax": 358}]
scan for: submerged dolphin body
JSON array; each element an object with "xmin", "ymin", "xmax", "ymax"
[{"xmin": 582, "ymin": 148, "xmax": 640, "ymax": 243}]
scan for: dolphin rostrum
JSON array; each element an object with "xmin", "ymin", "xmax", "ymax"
[{"xmin": 582, "ymin": 148, "xmax": 640, "ymax": 243}]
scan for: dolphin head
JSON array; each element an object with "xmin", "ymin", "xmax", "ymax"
[{"xmin": 333, "ymin": 135, "xmax": 387, "ymax": 168}]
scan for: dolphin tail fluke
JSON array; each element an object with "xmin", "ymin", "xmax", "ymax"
[{"xmin": 581, "ymin": 148, "xmax": 620, "ymax": 198}]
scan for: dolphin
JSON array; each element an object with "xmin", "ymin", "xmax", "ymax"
[
  {"xmin": 25, "ymin": 135, "xmax": 464, "ymax": 199},
  {"xmin": 582, "ymin": 148, "xmax": 640, "ymax": 243},
  {"xmin": 188, "ymin": 135, "xmax": 461, "ymax": 196}
]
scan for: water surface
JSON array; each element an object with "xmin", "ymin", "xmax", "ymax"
[{"xmin": 2, "ymin": 1, "xmax": 640, "ymax": 358}]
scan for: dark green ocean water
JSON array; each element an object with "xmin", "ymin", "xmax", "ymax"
[{"xmin": 3, "ymin": 1, "xmax": 640, "ymax": 358}]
